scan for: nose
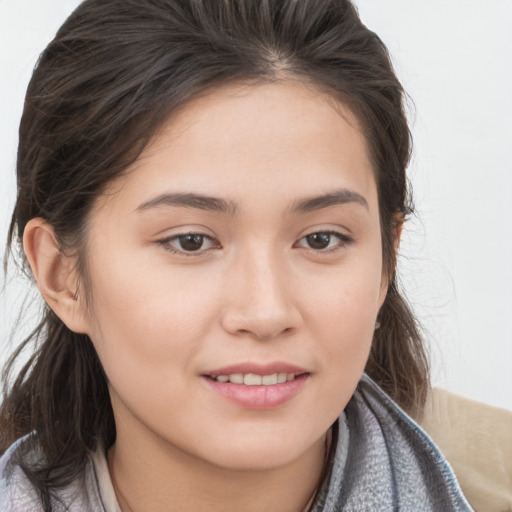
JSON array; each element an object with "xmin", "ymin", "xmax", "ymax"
[{"xmin": 220, "ymin": 247, "xmax": 302, "ymax": 341}]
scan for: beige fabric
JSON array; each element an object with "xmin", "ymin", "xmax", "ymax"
[{"xmin": 419, "ymin": 388, "xmax": 512, "ymax": 512}]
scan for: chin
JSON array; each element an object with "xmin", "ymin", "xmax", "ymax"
[
  {"xmin": 195, "ymin": 431, "xmax": 323, "ymax": 472},
  {"xmin": 208, "ymin": 450, "xmax": 302, "ymax": 472}
]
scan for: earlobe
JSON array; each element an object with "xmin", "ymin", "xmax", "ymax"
[{"xmin": 23, "ymin": 218, "xmax": 90, "ymax": 334}]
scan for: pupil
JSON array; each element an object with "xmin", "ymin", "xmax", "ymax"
[
  {"xmin": 180, "ymin": 234, "xmax": 204, "ymax": 251},
  {"xmin": 307, "ymin": 233, "xmax": 330, "ymax": 249}
]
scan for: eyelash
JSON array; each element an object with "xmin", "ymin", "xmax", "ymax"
[
  {"xmin": 156, "ymin": 230, "xmax": 352, "ymax": 256},
  {"xmin": 157, "ymin": 233, "xmax": 219, "ymax": 256},
  {"xmin": 294, "ymin": 231, "xmax": 353, "ymax": 253}
]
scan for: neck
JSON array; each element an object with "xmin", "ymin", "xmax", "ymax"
[{"xmin": 108, "ymin": 430, "xmax": 329, "ymax": 512}]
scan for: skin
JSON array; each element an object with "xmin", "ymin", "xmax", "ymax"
[{"xmin": 24, "ymin": 80, "xmax": 392, "ymax": 512}]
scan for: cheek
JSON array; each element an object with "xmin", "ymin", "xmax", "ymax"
[
  {"xmin": 83, "ymin": 266, "xmax": 225, "ymax": 443},
  {"xmin": 303, "ymin": 249, "xmax": 383, "ymax": 331},
  {"xmin": 300, "ymin": 250, "xmax": 382, "ymax": 395},
  {"xmin": 84, "ymin": 259, "xmax": 222, "ymax": 388},
  {"xmin": 311, "ymin": 284, "xmax": 377, "ymax": 366}
]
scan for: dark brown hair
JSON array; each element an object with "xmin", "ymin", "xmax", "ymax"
[{"xmin": 1, "ymin": 0, "xmax": 428, "ymax": 507}]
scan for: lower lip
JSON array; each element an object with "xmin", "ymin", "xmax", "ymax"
[{"xmin": 202, "ymin": 374, "xmax": 309, "ymax": 409}]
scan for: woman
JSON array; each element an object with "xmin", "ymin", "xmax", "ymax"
[{"xmin": 0, "ymin": 0, "xmax": 473, "ymax": 510}]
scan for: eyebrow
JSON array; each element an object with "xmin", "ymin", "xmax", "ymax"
[
  {"xmin": 136, "ymin": 188, "xmax": 368, "ymax": 215},
  {"xmin": 290, "ymin": 189, "xmax": 369, "ymax": 213},
  {"xmin": 136, "ymin": 192, "xmax": 238, "ymax": 215}
]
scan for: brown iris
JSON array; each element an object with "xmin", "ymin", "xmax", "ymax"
[
  {"xmin": 178, "ymin": 234, "xmax": 205, "ymax": 251},
  {"xmin": 305, "ymin": 233, "xmax": 332, "ymax": 250}
]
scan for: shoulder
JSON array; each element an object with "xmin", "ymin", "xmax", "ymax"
[
  {"xmin": 419, "ymin": 388, "xmax": 512, "ymax": 512},
  {"xmin": 0, "ymin": 436, "xmax": 110, "ymax": 512}
]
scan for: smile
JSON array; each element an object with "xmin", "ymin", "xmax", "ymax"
[
  {"xmin": 202, "ymin": 365, "xmax": 310, "ymax": 409},
  {"xmin": 210, "ymin": 372, "xmax": 299, "ymax": 385}
]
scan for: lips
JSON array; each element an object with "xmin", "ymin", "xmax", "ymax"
[{"xmin": 202, "ymin": 362, "xmax": 310, "ymax": 409}]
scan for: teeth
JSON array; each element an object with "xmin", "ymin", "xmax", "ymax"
[
  {"xmin": 277, "ymin": 373, "xmax": 287, "ymax": 384},
  {"xmin": 244, "ymin": 374, "xmax": 262, "ymax": 386},
  {"xmin": 213, "ymin": 372, "xmax": 298, "ymax": 385},
  {"xmin": 262, "ymin": 374, "xmax": 278, "ymax": 385},
  {"xmin": 230, "ymin": 374, "xmax": 244, "ymax": 384}
]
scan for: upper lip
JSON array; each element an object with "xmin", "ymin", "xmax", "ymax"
[{"xmin": 204, "ymin": 362, "xmax": 309, "ymax": 378}]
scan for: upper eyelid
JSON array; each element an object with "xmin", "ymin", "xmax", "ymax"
[
  {"xmin": 155, "ymin": 232, "xmax": 221, "ymax": 254},
  {"xmin": 298, "ymin": 229, "xmax": 352, "ymax": 241},
  {"xmin": 155, "ymin": 228, "xmax": 351, "ymax": 248},
  {"xmin": 156, "ymin": 230, "xmax": 350, "ymax": 241},
  {"xmin": 294, "ymin": 230, "xmax": 353, "ymax": 251},
  {"xmin": 153, "ymin": 224, "xmax": 216, "ymax": 237},
  {"xmin": 296, "ymin": 222, "xmax": 353, "ymax": 237},
  {"xmin": 162, "ymin": 231, "xmax": 214, "ymax": 240}
]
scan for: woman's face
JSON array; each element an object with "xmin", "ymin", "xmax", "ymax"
[{"xmin": 81, "ymin": 81, "xmax": 387, "ymax": 470}]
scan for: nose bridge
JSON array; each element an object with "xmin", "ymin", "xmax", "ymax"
[
  {"xmin": 221, "ymin": 241, "xmax": 300, "ymax": 339},
  {"xmin": 246, "ymin": 245, "xmax": 285, "ymax": 303}
]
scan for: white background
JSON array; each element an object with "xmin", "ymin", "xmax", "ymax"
[{"xmin": 1, "ymin": 1, "xmax": 511, "ymax": 411}]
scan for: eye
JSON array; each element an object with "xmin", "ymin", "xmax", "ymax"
[
  {"xmin": 158, "ymin": 233, "xmax": 219, "ymax": 255},
  {"xmin": 295, "ymin": 231, "xmax": 350, "ymax": 251}
]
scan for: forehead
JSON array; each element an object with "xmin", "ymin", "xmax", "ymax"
[{"xmin": 100, "ymin": 80, "xmax": 377, "ymax": 214}]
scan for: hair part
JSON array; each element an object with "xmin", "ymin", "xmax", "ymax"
[{"xmin": 1, "ymin": 0, "xmax": 428, "ymax": 508}]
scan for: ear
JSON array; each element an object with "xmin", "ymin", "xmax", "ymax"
[
  {"xmin": 23, "ymin": 218, "xmax": 90, "ymax": 334},
  {"xmin": 378, "ymin": 213, "xmax": 404, "ymax": 306}
]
